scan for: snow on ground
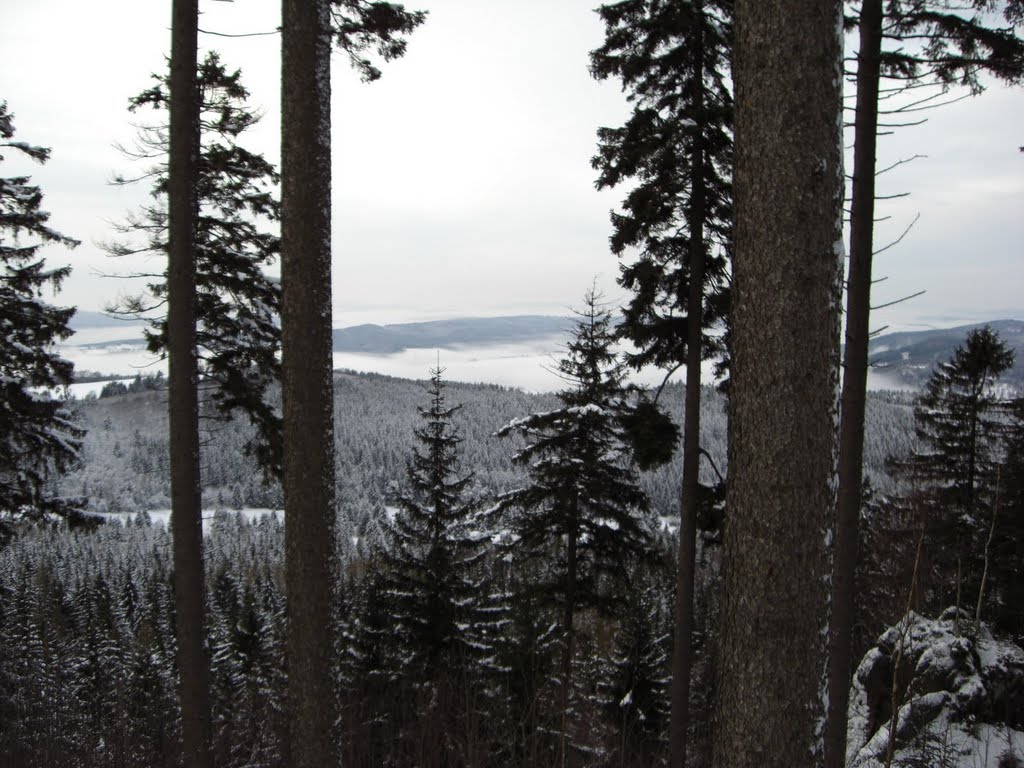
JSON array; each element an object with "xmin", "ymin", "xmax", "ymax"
[
  {"xmin": 99, "ymin": 508, "xmax": 281, "ymax": 534},
  {"xmin": 67, "ymin": 378, "xmax": 136, "ymax": 399},
  {"xmin": 847, "ymin": 609, "xmax": 1024, "ymax": 768}
]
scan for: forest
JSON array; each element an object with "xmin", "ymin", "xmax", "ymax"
[{"xmin": 2, "ymin": 1, "xmax": 1024, "ymax": 767}]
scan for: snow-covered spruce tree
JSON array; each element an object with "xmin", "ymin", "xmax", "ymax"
[
  {"xmin": 0, "ymin": 101, "xmax": 84, "ymax": 540},
  {"xmin": 208, "ymin": 570, "xmax": 283, "ymax": 768},
  {"xmin": 337, "ymin": 571, "xmax": 395, "ymax": 767},
  {"xmin": 107, "ymin": 51, "xmax": 282, "ymax": 477},
  {"xmin": 375, "ymin": 365, "xmax": 496, "ymax": 766},
  {"xmin": 890, "ymin": 326, "xmax": 1014, "ymax": 618},
  {"xmin": 495, "ymin": 289, "xmax": 657, "ymax": 766},
  {"xmin": 590, "ymin": 4, "xmax": 733, "ymax": 761},
  {"xmin": 593, "ymin": 557, "xmax": 673, "ymax": 768}
]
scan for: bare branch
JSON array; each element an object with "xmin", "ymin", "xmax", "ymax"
[
  {"xmin": 876, "ymin": 154, "xmax": 927, "ymax": 176},
  {"xmin": 880, "ymin": 92, "xmax": 971, "ymax": 114},
  {"xmin": 874, "ymin": 213, "xmax": 922, "ymax": 256},
  {"xmin": 872, "ymin": 290, "xmax": 926, "ymax": 311},
  {"xmin": 198, "ymin": 26, "xmax": 280, "ymax": 38},
  {"xmin": 876, "ymin": 118, "xmax": 929, "ymax": 128}
]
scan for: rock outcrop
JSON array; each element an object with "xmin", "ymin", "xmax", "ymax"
[{"xmin": 847, "ymin": 608, "xmax": 1024, "ymax": 768}]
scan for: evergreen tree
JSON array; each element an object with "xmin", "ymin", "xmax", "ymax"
[
  {"xmin": 164, "ymin": 2, "xmax": 211, "ymax": 764},
  {"xmin": 0, "ymin": 101, "xmax": 84, "ymax": 538},
  {"xmin": 590, "ymin": 0, "xmax": 732, "ymax": 377},
  {"xmin": 337, "ymin": 572, "xmax": 395, "ymax": 767},
  {"xmin": 590, "ymin": 5, "xmax": 733, "ymax": 761},
  {"xmin": 892, "ymin": 326, "xmax": 1014, "ymax": 616},
  {"xmin": 109, "ymin": 51, "xmax": 282, "ymax": 476},
  {"xmin": 280, "ymin": 4, "xmax": 423, "ymax": 763},
  {"xmin": 713, "ymin": 0, "xmax": 843, "ymax": 763},
  {"xmin": 376, "ymin": 365, "xmax": 494, "ymax": 766},
  {"xmin": 594, "ymin": 559, "xmax": 673, "ymax": 768},
  {"xmin": 495, "ymin": 289, "xmax": 657, "ymax": 767}
]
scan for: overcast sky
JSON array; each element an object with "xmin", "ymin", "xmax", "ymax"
[{"xmin": 2, "ymin": 0, "xmax": 1022, "ymax": 333}]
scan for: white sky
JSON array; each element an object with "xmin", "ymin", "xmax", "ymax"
[{"xmin": 2, "ymin": 0, "xmax": 1022, "ymax": 333}]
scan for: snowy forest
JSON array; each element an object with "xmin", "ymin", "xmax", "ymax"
[{"xmin": 3, "ymin": 1, "xmax": 1024, "ymax": 768}]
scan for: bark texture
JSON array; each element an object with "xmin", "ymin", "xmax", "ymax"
[
  {"xmin": 712, "ymin": 1, "xmax": 843, "ymax": 766},
  {"xmin": 167, "ymin": 1, "xmax": 212, "ymax": 766},
  {"xmin": 826, "ymin": 2, "xmax": 883, "ymax": 765},
  {"xmin": 281, "ymin": 0, "xmax": 338, "ymax": 765}
]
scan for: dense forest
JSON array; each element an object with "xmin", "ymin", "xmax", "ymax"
[
  {"xmin": 7, "ymin": 362, "xmax": 1020, "ymax": 767},
  {"xmin": 58, "ymin": 372, "xmax": 921, "ymax": 533},
  {"xmin": 3, "ymin": 0, "xmax": 1024, "ymax": 766}
]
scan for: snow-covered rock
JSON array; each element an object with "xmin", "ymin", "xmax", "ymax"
[{"xmin": 847, "ymin": 608, "xmax": 1024, "ymax": 768}]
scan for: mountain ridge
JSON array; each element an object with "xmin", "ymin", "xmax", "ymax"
[
  {"xmin": 66, "ymin": 313, "xmax": 1024, "ymax": 390},
  {"xmin": 866, "ymin": 318, "xmax": 1023, "ymax": 388}
]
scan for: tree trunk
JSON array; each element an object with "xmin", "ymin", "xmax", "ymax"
[
  {"xmin": 559, "ymin": 519, "xmax": 578, "ymax": 768},
  {"xmin": 669, "ymin": 2, "xmax": 707, "ymax": 765},
  {"xmin": 280, "ymin": 0, "xmax": 338, "ymax": 765},
  {"xmin": 713, "ymin": 1, "xmax": 843, "ymax": 765},
  {"xmin": 167, "ymin": 1, "xmax": 211, "ymax": 766},
  {"xmin": 826, "ymin": 2, "xmax": 882, "ymax": 766}
]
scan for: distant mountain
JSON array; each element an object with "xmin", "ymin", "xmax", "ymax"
[
  {"xmin": 867, "ymin": 319, "xmax": 1024, "ymax": 389},
  {"xmin": 331, "ymin": 315, "xmax": 572, "ymax": 354},
  {"xmin": 71, "ymin": 314, "xmax": 573, "ymax": 354},
  {"xmin": 70, "ymin": 310, "xmax": 144, "ymax": 331},
  {"xmin": 67, "ymin": 311, "xmax": 1024, "ymax": 391}
]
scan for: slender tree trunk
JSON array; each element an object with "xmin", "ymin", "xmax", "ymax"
[
  {"xmin": 559, "ymin": 521, "xmax": 578, "ymax": 768},
  {"xmin": 669, "ymin": 3, "xmax": 707, "ymax": 765},
  {"xmin": 280, "ymin": 0, "xmax": 338, "ymax": 765},
  {"xmin": 826, "ymin": 2, "xmax": 882, "ymax": 766},
  {"xmin": 167, "ymin": 0, "xmax": 211, "ymax": 766},
  {"xmin": 713, "ymin": 1, "xmax": 843, "ymax": 765}
]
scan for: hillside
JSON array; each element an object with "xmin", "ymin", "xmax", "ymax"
[
  {"xmin": 331, "ymin": 315, "xmax": 571, "ymax": 354},
  {"xmin": 867, "ymin": 319, "xmax": 1024, "ymax": 389},
  {"xmin": 62, "ymin": 370, "xmax": 918, "ymax": 546}
]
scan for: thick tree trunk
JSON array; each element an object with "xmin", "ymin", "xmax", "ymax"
[
  {"xmin": 827, "ymin": 2, "xmax": 883, "ymax": 766},
  {"xmin": 669, "ymin": 3, "xmax": 706, "ymax": 765},
  {"xmin": 713, "ymin": 1, "xmax": 843, "ymax": 766},
  {"xmin": 167, "ymin": 1, "xmax": 211, "ymax": 766},
  {"xmin": 280, "ymin": 0, "xmax": 338, "ymax": 765}
]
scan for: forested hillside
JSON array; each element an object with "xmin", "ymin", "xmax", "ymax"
[
  {"xmin": 60, "ymin": 370, "xmax": 918, "ymax": 536},
  {"xmin": 0, "ymin": 369, "xmax": 922, "ymax": 767}
]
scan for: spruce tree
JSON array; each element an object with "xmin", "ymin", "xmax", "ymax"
[
  {"xmin": 591, "ymin": 0, "xmax": 732, "ymax": 378},
  {"xmin": 109, "ymin": 51, "xmax": 282, "ymax": 477},
  {"xmin": 891, "ymin": 326, "xmax": 1014, "ymax": 616},
  {"xmin": 496, "ymin": 289, "xmax": 656, "ymax": 767},
  {"xmin": 594, "ymin": 559, "xmax": 673, "ymax": 768},
  {"xmin": 713, "ymin": 0, "xmax": 844, "ymax": 763},
  {"xmin": 0, "ymin": 101, "xmax": 84, "ymax": 538},
  {"xmin": 376, "ymin": 365, "xmax": 494, "ymax": 765},
  {"xmin": 280, "ymin": 3, "xmax": 423, "ymax": 763},
  {"xmin": 590, "ymin": 5, "xmax": 733, "ymax": 761},
  {"xmin": 164, "ymin": 2, "xmax": 210, "ymax": 764}
]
